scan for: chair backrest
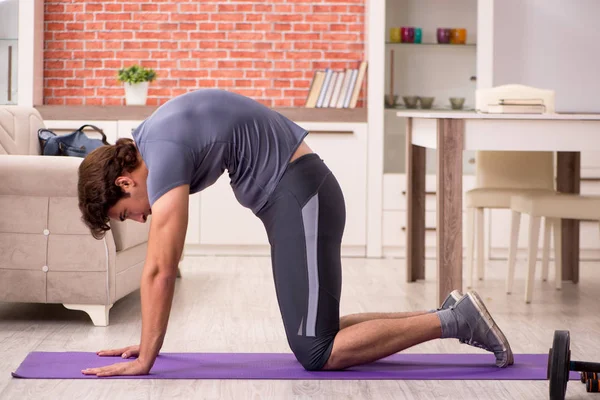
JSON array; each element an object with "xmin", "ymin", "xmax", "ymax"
[
  {"xmin": 0, "ymin": 106, "xmax": 45, "ymax": 155},
  {"xmin": 475, "ymin": 151, "xmax": 555, "ymax": 190}
]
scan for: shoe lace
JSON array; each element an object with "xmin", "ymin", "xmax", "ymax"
[{"xmin": 460, "ymin": 337, "xmax": 491, "ymax": 352}]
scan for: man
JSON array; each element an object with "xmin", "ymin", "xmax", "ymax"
[{"xmin": 78, "ymin": 89, "xmax": 513, "ymax": 377}]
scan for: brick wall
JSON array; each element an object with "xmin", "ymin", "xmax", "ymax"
[{"xmin": 43, "ymin": 1, "xmax": 366, "ymax": 107}]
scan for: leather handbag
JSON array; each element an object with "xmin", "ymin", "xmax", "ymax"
[{"xmin": 38, "ymin": 124, "xmax": 110, "ymax": 157}]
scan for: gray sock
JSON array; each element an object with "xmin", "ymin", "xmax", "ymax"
[{"xmin": 436, "ymin": 309, "xmax": 459, "ymax": 338}]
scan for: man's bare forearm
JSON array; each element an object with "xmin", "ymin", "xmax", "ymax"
[{"xmin": 137, "ymin": 266, "xmax": 177, "ymax": 370}]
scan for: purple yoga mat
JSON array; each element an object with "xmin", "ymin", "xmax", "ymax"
[{"xmin": 12, "ymin": 352, "xmax": 579, "ymax": 380}]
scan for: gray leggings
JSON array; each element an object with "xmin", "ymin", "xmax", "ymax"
[{"xmin": 256, "ymin": 153, "xmax": 345, "ymax": 371}]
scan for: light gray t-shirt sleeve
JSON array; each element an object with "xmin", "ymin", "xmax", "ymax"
[{"xmin": 140, "ymin": 140, "xmax": 194, "ymax": 206}]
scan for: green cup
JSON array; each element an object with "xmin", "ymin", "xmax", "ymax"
[{"xmin": 414, "ymin": 28, "xmax": 422, "ymax": 43}]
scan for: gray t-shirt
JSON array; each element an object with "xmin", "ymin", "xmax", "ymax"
[{"xmin": 131, "ymin": 89, "xmax": 308, "ymax": 213}]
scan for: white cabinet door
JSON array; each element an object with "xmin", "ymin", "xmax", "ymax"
[
  {"xmin": 302, "ymin": 122, "xmax": 368, "ymax": 247},
  {"xmin": 198, "ymin": 174, "xmax": 268, "ymax": 246},
  {"xmin": 116, "ymin": 120, "xmax": 142, "ymax": 140},
  {"xmin": 198, "ymin": 122, "xmax": 369, "ymax": 251},
  {"xmin": 581, "ymin": 152, "xmax": 600, "ymax": 178}
]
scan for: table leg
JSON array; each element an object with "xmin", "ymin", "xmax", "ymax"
[
  {"xmin": 406, "ymin": 117, "xmax": 426, "ymax": 282},
  {"xmin": 436, "ymin": 119, "xmax": 464, "ymax": 305},
  {"xmin": 556, "ymin": 152, "xmax": 580, "ymax": 284}
]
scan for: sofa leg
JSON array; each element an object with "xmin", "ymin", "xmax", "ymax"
[{"xmin": 63, "ymin": 304, "xmax": 113, "ymax": 326}]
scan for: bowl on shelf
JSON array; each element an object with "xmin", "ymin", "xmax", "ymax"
[
  {"xmin": 449, "ymin": 97, "xmax": 465, "ymax": 110},
  {"xmin": 385, "ymin": 94, "xmax": 398, "ymax": 108},
  {"xmin": 402, "ymin": 96, "xmax": 419, "ymax": 109},
  {"xmin": 419, "ymin": 97, "xmax": 435, "ymax": 109}
]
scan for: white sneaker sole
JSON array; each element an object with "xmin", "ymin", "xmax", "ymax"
[{"xmin": 467, "ymin": 290, "xmax": 514, "ymax": 367}]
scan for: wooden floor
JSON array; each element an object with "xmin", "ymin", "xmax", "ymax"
[{"xmin": 1, "ymin": 255, "xmax": 598, "ymax": 399}]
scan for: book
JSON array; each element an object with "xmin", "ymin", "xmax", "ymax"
[
  {"xmin": 336, "ymin": 69, "xmax": 353, "ymax": 108},
  {"xmin": 343, "ymin": 69, "xmax": 358, "ymax": 108},
  {"xmin": 499, "ymin": 98, "xmax": 545, "ymax": 106},
  {"xmin": 316, "ymin": 68, "xmax": 333, "ymax": 108},
  {"xmin": 329, "ymin": 70, "xmax": 345, "ymax": 108},
  {"xmin": 304, "ymin": 71, "xmax": 325, "ymax": 108},
  {"xmin": 487, "ymin": 104, "xmax": 546, "ymax": 114},
  {"xmin": 322, "ymin": 71, "xmax": 338, "ymax": 108},
  {"xmin": 349, "ymin": 61, "xmax": 368, "ymax": 108}
]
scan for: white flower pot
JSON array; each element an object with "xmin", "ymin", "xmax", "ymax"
[{"xmin": 124, "ymin": 81, "xmax": 149, "ymax": 105}]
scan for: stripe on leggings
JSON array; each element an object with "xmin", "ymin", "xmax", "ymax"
[{"xmin": 301, "ymin": 193, "xmax": 319, "ymax": 337}]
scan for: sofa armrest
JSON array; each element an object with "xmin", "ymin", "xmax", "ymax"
[
  {"xmin": 0, "ymin": 155, "xmax": 82, "ymax": 197},
  {"xmin": 110, "ymin": 218, "xmax": 150, "ymax": 252},
  {"xmin": 0, "ymin": 154, "xmax": 149, "ymax": 251}
]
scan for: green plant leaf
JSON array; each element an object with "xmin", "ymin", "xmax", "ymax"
[{"xmin": 117, "ymin": 64, "xmax": 157, "ymax": 83}]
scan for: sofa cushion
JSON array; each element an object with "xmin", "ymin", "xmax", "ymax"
[
  {"xmin": 48, "ymin": 197, "xmax": 92, "ymax": 235},
  {"xmin": 0, "ymin": 195, "xmax": 48, "ymax": 233},
  {"xmin": 0, "ymin": 231, "xmax": 47, "ymax": 270},
  {"xmin": 0, "ymin": 270, "xmax": 46, "ymax": 303}
]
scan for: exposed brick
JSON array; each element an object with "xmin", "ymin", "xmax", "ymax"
[
  {"xmin": 46, "ymin": 41, "xmax": 64, "ymax": 50},
  {"xmin": 140, "ymin": 4, "xmax": 158, "ymax": 12},
  {"xmin": 245, "ymin": 14, "xmax": 263, "ymax": 22},
  {"xmin": 66, "ymin": 79, "xmax": 84, "ymax": 88},
  {"xmin": 45, "ymin": 4, "xmax": 65, "ymax": 13},
  {"xmin": 43, "ymin": 0, "xmax": 366, "ymax": 106},
  {"xmin": 65, "ymin": 41, "xmax": 84, "ymax": 50},
  {"xmin": 66, "ymin": 97, "xmax": 84, "ymax": 105},
  {"xmin": 104, "ymin": 4, "xmax": 123, "ymax": 12},
  {"xmin": 84, "ymin": 3, "xmax": 103, "ymax": 13}
]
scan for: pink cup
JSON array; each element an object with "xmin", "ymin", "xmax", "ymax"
[{"xmin": 401, "ymin": 27, "xmax": 415, "ymax": 43}]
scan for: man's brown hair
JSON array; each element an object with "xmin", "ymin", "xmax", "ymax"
[{"xmin": 78, "ymin": 138, "xmax": 140, "ymax": 239}]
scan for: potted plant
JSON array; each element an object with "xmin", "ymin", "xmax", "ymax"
[{"xmin": 117, "ymin": 65, "xmax": 157, "ymax": 105}]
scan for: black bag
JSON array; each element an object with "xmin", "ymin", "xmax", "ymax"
[{"xmin": 38, "ymin": 124, "xmax": 110, "ymax": 157}]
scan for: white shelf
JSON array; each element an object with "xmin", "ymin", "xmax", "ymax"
[{"xmin": 385, "ymin": 42, "xmax": 476, "ymax": 47}]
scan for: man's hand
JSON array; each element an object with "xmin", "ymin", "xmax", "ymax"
[
  {"xmin": 96, "ymin": 344, "xmax": 140, "ymax": 359},
  {"xmin": 81, "ymin": 358, "xmax": 150, "ymax": 377}
]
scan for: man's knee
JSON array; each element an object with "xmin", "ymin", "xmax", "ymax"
[{"xmin": 289, "ymin": 334, "xmax": 336, "ymax": 371}]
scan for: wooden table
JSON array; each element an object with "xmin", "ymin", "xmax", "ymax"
[{"xmin": 397, "ymin": 110, "xmax": 600, "ymax": 304}]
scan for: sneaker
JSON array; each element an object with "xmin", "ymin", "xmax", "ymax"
[
  {"xmin": 438, "ymin": 290, "xmax": 463, "ymax": 310},
  {"xmin": 438, "ymin": 290, "xmax": 486, "ymax": 348},
  {"xmin": 453, "ymin": 290, "xmax": 514, "ymax": 368}
]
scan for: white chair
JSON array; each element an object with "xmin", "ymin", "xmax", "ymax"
[
  {"xmin": 465, "ymin": 151, "xmax": 556, "ymax": 288},
  {"xmin": 507, "ymin": 193, "xmax": 600, "ymax": 303},
  {"xmin": 466, "ymin": 84, "xmax": 557, "ymax": 288}
]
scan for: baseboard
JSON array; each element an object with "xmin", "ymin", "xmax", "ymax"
[
  {"xmin": 382, "ymin": 247, "xmax": 600, "ymax": 261},
  {"xmin": 488, "ymin": 248, "xmax": 600, "ymax": 261}
]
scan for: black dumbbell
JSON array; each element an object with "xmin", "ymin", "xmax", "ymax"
[
  {"xmin": 547, "ymin": 330, "xmax": 600, "ymax": 399},
  {"xmin": 580, "ymin": 371, "xmax": 599, "ymax": 383},
  {"xmin": 587, "ymin": 379, "xmax": 600, "ymax": 393}
]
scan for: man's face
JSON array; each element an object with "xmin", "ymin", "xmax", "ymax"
[{"xmin": 107, "ymin": 176, "xmax": 152, "ymax": 223}]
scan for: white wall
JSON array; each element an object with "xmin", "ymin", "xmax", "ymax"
[
  {"xmin": 0, "ymin": 0, "xmax": 19, "ymax": 38},
  {"xmin": 492, "ymin": 0, "xmax": 600, "ymax": 112},
  {"xmin": 0, "ymin": 0, "xmax": 19, "ymax": 105},
  {"xmin": 385, "ymin": 0, "xmax": 478, "ymax": 111}
]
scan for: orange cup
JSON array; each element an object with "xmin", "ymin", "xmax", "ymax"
[{"xmin": 450, "ymin": 28, "xmax": 467, "ymax": 44}]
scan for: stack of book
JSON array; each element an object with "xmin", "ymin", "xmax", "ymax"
[
  {"xmin": 486, "ymin": 98, "xmax": 547, "ymax": 114},
  {"xmin": 304, "ymin": 61, "xmax": 368, "ymax": 108}
]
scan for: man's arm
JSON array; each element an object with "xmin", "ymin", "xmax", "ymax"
[{"xmin": 137, "ymin": 184, "xmax": 189, "ymax": 370}]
